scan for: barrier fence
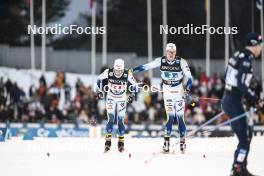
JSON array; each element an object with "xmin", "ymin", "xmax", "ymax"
[{"xmin": 1, "ymin": 123, "xmax": 264, "ymax": 141}]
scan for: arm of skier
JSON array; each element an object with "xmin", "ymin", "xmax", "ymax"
[{"xmin": 133, "ymin": 57, "xmax": 161, "ymax": 73}]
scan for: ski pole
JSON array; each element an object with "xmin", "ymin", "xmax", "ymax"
[
  {"xmin": 191, "ymin": 95, "xmax": 221, "ymax": 102},
  {"xmin": 188, "ymin": 111, "xmax": 225, "ymax": 136}
]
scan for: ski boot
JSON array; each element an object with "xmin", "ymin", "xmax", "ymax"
[
  {"xmin": 118, "ymin": 136, "xmax": 125, "ymax": 153},
  {"xmin": 163, "ymin": 136, "xmax": 170, "ymax": 153},
  {"xmin": 230, "ymin": 164, "xmax": 257, "ymax": 176},
  {"xmin": 104, "ymin": 134, "xmax": 111, "ymax": 153},
  {"xmin": 180, "ymin": 138, "xmax": 186, "ymax": 154}
]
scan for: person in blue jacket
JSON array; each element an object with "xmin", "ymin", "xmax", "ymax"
[{"xmin": 222, "ymin": 33, "xmax": 262, "ymax": 176}]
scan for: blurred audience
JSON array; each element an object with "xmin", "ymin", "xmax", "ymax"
[{"xmin": 0, "ymin": 68, "xmax": 263, "ymax": 126}]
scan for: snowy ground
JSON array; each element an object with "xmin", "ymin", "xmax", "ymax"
[{"xmin": 0, "ymin": 137, "xmax": 263, "ymax": 176}]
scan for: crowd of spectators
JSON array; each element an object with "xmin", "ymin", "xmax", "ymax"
[
  {"xmin": 0, "ymin": 72, "xmax": 98, "ymax": 124},
  {"xmin": 0, "ymin": 67, "xmax": 263, "ymax": 126}
]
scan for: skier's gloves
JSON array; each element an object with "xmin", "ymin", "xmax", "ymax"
[
  {"xmin": 97, "ymin": 92, "xmax": 104, "ymax": 99},
  {"xmin": 127, "ymin": 93, "xmax": 135, "ymax": 104}
]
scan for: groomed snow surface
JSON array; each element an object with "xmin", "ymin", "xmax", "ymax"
[{"xmin": 0, "ymin": 137, "xmax": 263, "ymax": 176}]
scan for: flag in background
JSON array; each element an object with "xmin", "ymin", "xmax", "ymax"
[
  {"xmin": 256, "ymin": 0, "xmax": 263, "ymax": 10},
  {"xmin": 89, "ymin": 0, "xmax": 94, "ymax": 8}
]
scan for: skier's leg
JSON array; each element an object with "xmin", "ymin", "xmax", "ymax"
[{"xmin": 116, "ymin": 100, "xmax": 126, "ymax": 152}]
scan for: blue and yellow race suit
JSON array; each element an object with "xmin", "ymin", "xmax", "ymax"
[
  {"xmin": 133, "ymin": 56, "xmax": 193, "ymax": 138},
  {"xmin": 97, "ymin": 68, "xmax": 138, "ymax": 137}
]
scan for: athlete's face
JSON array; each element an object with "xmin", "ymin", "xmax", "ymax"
[
  {"xmin": 166, "ymin": 49, "xmax": 176, "ymax": 61},
  {"xmin": 254, "ymin": 44, "xmax": 262, "ymax": 58},
  {"xmin": 114, "ymin": 68, "xmax": 124, "ymax": 78}
]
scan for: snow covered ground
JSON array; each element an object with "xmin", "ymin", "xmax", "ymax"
[{"xmin": 0, "ymin": 136, "xmax": 263, "ymax": 176}]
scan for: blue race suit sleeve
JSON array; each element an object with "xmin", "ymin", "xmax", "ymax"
[
  {"xmin": 133, "ymin": 57, "xmax": 161, "ymax": 73},
  {"xmin": 181, "ymin": 58, "xmax": 193, "ymax": 91}
]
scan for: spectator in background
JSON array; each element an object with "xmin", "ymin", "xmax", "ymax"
[
  {"xmin": 0, "ymin": 77, "xmax": 5, "ymax": 93},
  {"xmin": 64, "ymin": 82, "xmax": 71, "ymax": 103},
  {"xmin": 37, "ymin": 75, "xmax": 47, "ymax": 99},
  {"xmin": 54, "ymin": 70, "xmax": 65, "ymax": 88},
  {"xmin": 76, "ymin": 109, "xmax": 89, "ymax": 124},
  {"xmin": 46, "ymin": 105, "xmax": 63, "ymax": 123},
  {"xmin": 75, "ymin": 78, "xmax": 83, "ymax": 91},
  {"xmin": 0, "ymin": 88, "xmax": 6, "ymax": 106},
  {"xmin": 199, "ymin": 72, "xmax": 208, "ymax": 84},
  {"xmin": 4, "ymin": 79, "xmax": 12, "ymax": 102}
]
